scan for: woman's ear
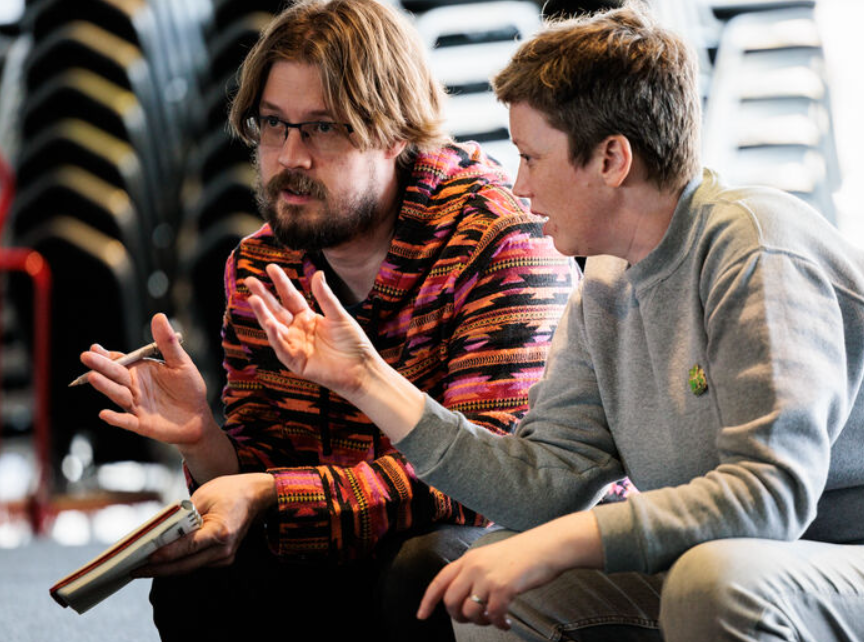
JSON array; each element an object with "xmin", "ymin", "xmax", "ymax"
[{"xmin": 598, "ymin": 134, "xmax": 632, "ymax": 188}]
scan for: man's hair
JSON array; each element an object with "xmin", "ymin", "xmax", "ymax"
[
  {"xmin": 229, "ymin": 0, "xmax": 450, "ymax": 166},
  {"xmin": 493, "ymin": 3, "xmax": 701, "ymax": 192}
]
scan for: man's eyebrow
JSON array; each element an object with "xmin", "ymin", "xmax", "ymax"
[{"xmin": 257, "ymin": 101, "xmax": 334, "ymax": 120}]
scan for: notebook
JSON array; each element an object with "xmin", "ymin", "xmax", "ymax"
[{"xmin": 50, "ymin": 499, "xmax": 202, "ymax": 614}]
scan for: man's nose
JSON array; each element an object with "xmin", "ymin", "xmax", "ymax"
[{"xmin": 277, "ymin": 128, "xmax": 312, "ymax": 170}]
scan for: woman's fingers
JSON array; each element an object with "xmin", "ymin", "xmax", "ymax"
[
  {"xmin": 309, "ymin": 270, "xmax": 352, "ymax": 322},
  {"xmin": 265, "ymin": 264, "xmax": 310, "ymax": 317},
  {"xmin": 418, "ymin": 560, "xmax": 461, "ymax": 620}
]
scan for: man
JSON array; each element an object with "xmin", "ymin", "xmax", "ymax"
[
  {"xmin": 79, "ymin": 0, "xmax": 573, "ymax": 639},
  {"xmin": 241, "ymin": 3, "xmax": 864, "ymax": 641}
]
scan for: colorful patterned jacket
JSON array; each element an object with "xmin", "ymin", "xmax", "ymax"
[{"xmin": 219, "ymin": 143, "xmax": 574, "ymax": 562}]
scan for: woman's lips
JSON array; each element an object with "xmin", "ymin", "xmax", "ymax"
[{"xmin": 532, "ymin": 211, "xmax": 552, "ymax": 234}]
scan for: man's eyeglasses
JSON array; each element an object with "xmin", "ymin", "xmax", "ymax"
[{"xmin": 254, "ymin": 114, "xmax": 355, "ymax": 155}]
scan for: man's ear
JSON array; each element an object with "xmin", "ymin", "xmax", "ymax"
[
  {"xmin": 384, "ymin": 139, "xmax": 408, "ymax": 160},
  {"xmin": 598, "ymin": 134, "xmax": 632, "ymax": 188}
]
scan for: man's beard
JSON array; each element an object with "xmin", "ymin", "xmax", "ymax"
[{"xmin": 255, "ymin": 166, "xmax": 381, "ymax": 253}]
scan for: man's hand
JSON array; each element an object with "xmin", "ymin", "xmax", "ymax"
[
  {"xmin": 80, "ymin": 313, "xmax": 215, "ymax": 447},
  {"xmin": 134, "ymin": 473, "xmax": 278, "ymax": 576},
  {"xmin": 80, "ymin": 313, "xmax": 239, "ymax": 481}
]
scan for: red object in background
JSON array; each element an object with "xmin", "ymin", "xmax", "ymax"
[{"xmin": 0, "ymin": 148, "xmax": 54, "ymax": 534}]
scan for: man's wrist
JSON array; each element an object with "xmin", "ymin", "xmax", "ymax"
[
  {"xmin": 248, "ymin": 472, "xmax": 279, "ymax": 516},
  {"xmin": 177, "ymin": 416, "xmax": 240, "ymax": 482}
]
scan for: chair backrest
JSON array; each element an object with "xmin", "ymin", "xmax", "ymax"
[
  {"xmin": 14, "ymin": 118, "xmax": 156, "ymax": 228},
  {"xmin": 411, "ymin": 1, "xmax": 542, "ymax": 178},
  {"xmin": 20, "ymin": 67, "xmax": 168, "ymax": 189},
  {"xmin": 702, "ymin": 6, "xmax": 839, "ymax": 222},
  {"xmin": 174, "ymin": 211, "xmax": 262, "ymax": 407},
  {"xmin": 188, "ymin": 162, "xmax": 258, "ymax": 234},
  {"xmin": 10, "ymin": 165, "xmax": 152, "ymax": 276},
  {"xmin": 23, "ymin": 19, "xmax": 177, "ymax": 166},
  {"xmin": 12, "ymin": 215, "xmax": 150, "ymax": 465}
]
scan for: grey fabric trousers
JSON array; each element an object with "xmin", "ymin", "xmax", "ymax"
[{"xmin": 454, "ymin": 530, "xmax": 864, "ymax": 642}]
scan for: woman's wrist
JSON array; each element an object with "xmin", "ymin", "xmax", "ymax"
[{"xmin": 349, "ymin": 352, "xmax": 426, "ymax": 442}]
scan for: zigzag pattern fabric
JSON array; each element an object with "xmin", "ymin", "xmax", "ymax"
[{"xmin": 218, "ymin": 143, "xmax": 574, "ymax": 562}]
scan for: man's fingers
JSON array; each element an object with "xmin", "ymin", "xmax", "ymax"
[
  {"xmin": 151, "ymin": 313, "xmax": 188, "ymax": 367},
  {"xmin": 82, "ymin": 357, "xmax": 134, "ymax": 396},
  {"xmin": 80, "ymin": 350, "xmax": 133, "ymax": 387},
  {"xmin": 245, "ymin": 275, "xmax": 296, "ymax": 326},
  {"xmin": 247, "ymin": 294, "xmax": 281, "ymax": 339},
  {"xmin": 89, "ymin": 343, "xmax": 123, "ymax": 360},
  {"xmin": 135, "ymin": 546, "xmax": 225, "ymax": 577},
  {"xmin": 98, "ymin": 409, "xmax": 140, "ymax": 433}
]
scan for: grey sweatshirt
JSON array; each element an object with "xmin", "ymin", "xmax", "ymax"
[{"xmin": 397, "ymin": 169, "xmax": 864, "ymax": 574}]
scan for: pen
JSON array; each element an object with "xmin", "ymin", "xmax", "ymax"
[{"xmin": 68, "ymin": 333, "xmax": 183, "ymax": 387}]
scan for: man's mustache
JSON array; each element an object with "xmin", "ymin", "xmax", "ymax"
[{"xmin": 265, "ymin": 170, "xmax": 328, "ymax": 201}]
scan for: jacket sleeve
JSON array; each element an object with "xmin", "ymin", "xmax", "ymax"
[
  {"xmin": 236, "ymin": 193, "xmax": 575, "ymax": 563},
  {"xmin": 218, "ymin": 248, "xmax": 309, "ymax": 471}
]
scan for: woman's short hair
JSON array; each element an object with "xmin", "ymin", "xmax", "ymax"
[{"xmin": 493, "ymin": 3, "xmax": 701, "ymax": 192}]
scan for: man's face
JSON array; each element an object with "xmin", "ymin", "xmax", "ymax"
[
  {"xmin": 254, "ymin": 60, "xmax": 398, "ymax": 252},
  {"xmin": 509, "ymin": 102, "xmax": 614, "ymax": 258}
]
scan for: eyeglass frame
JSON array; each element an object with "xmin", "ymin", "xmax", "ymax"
[{"xmin": 252, "ymin": 112, "xmax": 356, "ymax": 154}]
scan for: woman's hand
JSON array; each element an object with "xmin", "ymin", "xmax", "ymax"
[
  {"xmin": 245, "ymin": 264, "xmax": 379, "ymax": 398},
  {"xmin": 417, "ymin": 512, "xmax": 604, "ymax": 629}
]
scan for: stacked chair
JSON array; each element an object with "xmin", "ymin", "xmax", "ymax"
[
  {"xmin": 410, "ymin": 1, "xmax": 542, "ymax": 179},
  {"xmin": 702, "ymin": 1, "xmax": 839, "ymax": 222},
  {"xmin": 3, "ymin": 0, "xmax": 211, "ymax": 469},
  {"xmin": 172, "ymin": 0, "xmax": 283, "ymax": 404}
]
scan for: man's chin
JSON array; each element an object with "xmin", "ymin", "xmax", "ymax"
[{"xmin": 268, "ymin": 222, "xmax": 346, "ymax": 253}]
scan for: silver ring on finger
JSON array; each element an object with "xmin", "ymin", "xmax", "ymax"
[{"xmin": 469, "ymin": 594, "xmax": 487, "ymax": 607}]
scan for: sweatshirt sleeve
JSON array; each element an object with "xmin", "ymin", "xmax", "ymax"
[
  {"xmin": 593, "ymin": 248, "xmax": 851, "ymax": 573},
  {"xmin": 398, "ymin": 285, "xmax": 627, "ymax": 530},
  {"xmin": 401, "ymin": 246, "xmax": 854, "ymax": 575}
]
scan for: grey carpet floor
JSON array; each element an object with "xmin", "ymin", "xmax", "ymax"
[{"xmin": 0, "ymin": 539, "xmax": 159, "ymax": 642}]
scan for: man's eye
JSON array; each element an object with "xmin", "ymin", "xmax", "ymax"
[
  {"xmin": 262, "ymin": 116, "xmax": 281, "ymax": 128},
  {"xmin": 314, "ymin": 122, "xmax": 335, "ymax": 134}
]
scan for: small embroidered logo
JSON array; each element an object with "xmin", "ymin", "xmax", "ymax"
[{"xmin": 689, "ymin": 364, "xmax": 708, "ymax": 396}]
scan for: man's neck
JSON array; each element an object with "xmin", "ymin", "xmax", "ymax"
[{"xmin": 322, "ymin": 204, "xmax": 399, "ymax": 306}]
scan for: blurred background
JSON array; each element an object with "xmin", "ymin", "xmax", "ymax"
[{"xmin": 0, "ymin": 0, "xmax": 860, "ymax": 636}]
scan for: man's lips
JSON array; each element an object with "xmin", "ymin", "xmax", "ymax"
[{"xmin": 280, "ymin": 188, "xmax": 315, "ymax": 204}]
